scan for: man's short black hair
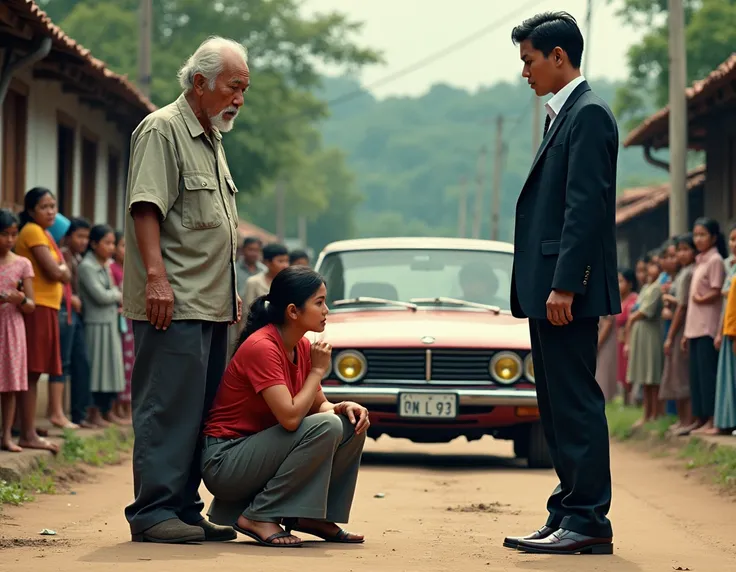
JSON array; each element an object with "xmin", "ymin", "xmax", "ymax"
[
  {"xmin": 242, "ymin": 236, "xmax": 262, "ymax": 248},
  {"xmin": 66, "ymin": 217, "xmax": 91, "ymax": 236},
  {"xmin": 262, "ymin": 242, "xmax": 288, "ymax": 261},
  {"xmin": 511, "ymin": 11, "xmax": 584, "ymax": 69},
  {"xmin": 289, "ymin": 249, "xmax": 309, "ymax": 264}
]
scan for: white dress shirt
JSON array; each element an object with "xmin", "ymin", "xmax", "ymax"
[{"xmin": 545, "ymin": 75, "xmax": 586, "ymax": 128}]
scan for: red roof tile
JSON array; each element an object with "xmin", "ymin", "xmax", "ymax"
[
  {"xmin": 7, "ymin": 0, "xmax": 155, "ymax": 116},
  {"xmin": 237, "ymin": 221, "xmax": 278, "ymax": 244},
  {"xmin": 624, "ymin": 53, "xmax": 736, "ymax": 148},
  {"xmin": 616, "ymin": 166, "xmax": 706, "ymax": 225}
]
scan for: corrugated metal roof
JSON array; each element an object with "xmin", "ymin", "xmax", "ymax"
[
  {"xmin": 5, "ymin": 0, "xmax": 155, "ymax": 115},
  {"xmin": 624, "ymin": 53, "xmax": 736, "ymax": 148},
  {"xmin": 615, "ymin": 166, "xmax": 706, "ymax": 225}
]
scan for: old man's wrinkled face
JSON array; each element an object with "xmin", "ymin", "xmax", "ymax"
[{"xmin": 196, "ymin": 50, "xmax": 250, "ymax": 133}]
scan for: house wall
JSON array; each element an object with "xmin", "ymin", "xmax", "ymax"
[
  {"xmin": 616, "ymin": 186, "xmax": 705, "ymax": 268},
  {"xmin": 703, "ymin": 113, "xmax": 736, "ymax": 226},
  {"xmin": 0, "ymin": 66, "xmax": 132, "ymax": 228}
]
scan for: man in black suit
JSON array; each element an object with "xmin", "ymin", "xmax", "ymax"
[{"xmin": 503, "ymin": 12, "xmax": 621, "ymax": 555}]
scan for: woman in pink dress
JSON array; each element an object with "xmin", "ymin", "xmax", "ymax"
[
  {"xmin": 616, "ymin": 268, "xmax": 638, "ymax": 405},
  {"xmin": 110, "ymin": 231, "xmax": 133, "ymax": 423},
  {"xmin": 0, "ymin": 210, "xmax": 37, "ymax": 452}
]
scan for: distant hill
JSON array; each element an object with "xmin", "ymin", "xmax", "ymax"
[{"xmin": 318, "ymin": 76, "xmax": 667, "ymax": 242}]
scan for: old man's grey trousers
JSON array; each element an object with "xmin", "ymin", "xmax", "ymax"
[
  {"xmin": 202, "ymin": 413, "xmax": 365, "ymax": 525},
  {"xmin": 125, "ymin": 320, "xmax": 228, "ymax": 535}
]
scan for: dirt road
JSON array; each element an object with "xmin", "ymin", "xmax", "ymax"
[{"xmin": 1, "ymin": 436, "xmax": 735, "ymax": 572}]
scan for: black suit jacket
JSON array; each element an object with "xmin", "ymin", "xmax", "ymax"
[{"xmin": 511, "ymin": 81, "xmax": 622, "ymax": 320}]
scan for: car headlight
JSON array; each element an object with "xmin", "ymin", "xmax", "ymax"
[
  {"xmin": 524, "ymin": 353, "xmax": 535, "ymax": 383},
  {"xmin": 334, "ymin": 350, "xmax": 367, "ymax": 383},
  {"xmin": 489, "ymin": 351, "xmax": 523, "ymax": 385}
]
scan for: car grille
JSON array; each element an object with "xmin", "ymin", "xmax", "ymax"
[{"xmin": 361, "ymin": 349, "xmax": 500, "ymax": 382}]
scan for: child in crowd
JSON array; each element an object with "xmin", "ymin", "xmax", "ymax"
[
  {"xmin": 662, "ymin": 233, "xmax": 696, "ymax": 434},
  {"xmin": 110, "ymin": 231, "xmax": 133, "ymax": 423},
  {"xmin": 243, "ymin": 243, "xmax": 290, "ymax": 309},
  {"xmin": 659, "ymin": 239, "xmax": 680, "ymax": 416},
  {"xmin": 713, "ymin": 223, "xmax": 736, "ymax": 435},
  {"xmin": 626, "ymin": 256, "xmax": 664, "ymax": 427},
  {"xmin": 616, "ymin": 269, "xmax": 638, "ymax": 405},
  {"xmin": 289, "ymin": 249, "xmax": 310, "ymax": 267},
  {"xmin": 49, "ymin": 217, "xmax": 95, "ymax": 428},
  {"xmin": 78, "ymin": 225, "xmax": 126, "ymax": 426},
  {"xmin": 683, "ymin": 218, "xmax": 727, "ymax": 436},
  {"xmin": 0, "ymin": 210, "xmax": 36, "ymax": 452}
]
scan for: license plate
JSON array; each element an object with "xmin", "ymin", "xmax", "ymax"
[{"xmin": 398, "ymin": 392, "xmax": 458, "ymax": 419}]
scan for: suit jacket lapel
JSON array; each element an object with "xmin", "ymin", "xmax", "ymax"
[{"xmin": 522, "ymin": 81, "xmax": 592, "ymax": 186}]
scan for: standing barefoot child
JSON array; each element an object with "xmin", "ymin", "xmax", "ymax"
[
  {"xmin": 626, "ymin": 256, "xmax": 664, "ymax": 428},
  {"xmin": 0, "ymin": 210, "xmax": 36, "ymax": 452},
  {"xmin": 110, "ymin": 231, "xmax": 133, "ymax": 423},
  {"xmin": 78, "ymin": 225, "xmax": 126, "ymax": 426},
  {"xmin": 684, "ymin": 218, "xmax": 727, "ymax": 435},
  {"xmin": 662, "ymin": 233, "xmax": 696, "ymax": 434}
]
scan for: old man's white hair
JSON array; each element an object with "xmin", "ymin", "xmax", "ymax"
[{"xmin": 177, "ymin": 36, "xmax": 248, "ymax": 92}]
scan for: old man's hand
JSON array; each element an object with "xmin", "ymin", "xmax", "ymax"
[
  {"xmin": 233, "ymin": 294, "xmax": 243, "ymax": 324},
  {"xmin": 146, "ymin": 273, "xmax": 175, "ymax": 331},
  {"xmin": 546, "ymin": 289, "xmax": 574, "ymax": 326}
]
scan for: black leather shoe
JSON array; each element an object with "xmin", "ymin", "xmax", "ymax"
[
  {"xmin": 516, "ymin": 529, "xmax": 613, "ymax": 555},
  {"xmin": 503, "ymin": 525, "xmax": 557, "ymax": 549},
  {"xmin": 131, "ymin": 518, "xmax": 205, "ymax": 543}
]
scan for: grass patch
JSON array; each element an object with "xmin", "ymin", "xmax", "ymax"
[
  {"xmin": 606, "ymin": 403, "xmax": 736, "ymax": 492},
  {"xmin": 0, "ymin": 427, "xmax": 133, "ymax": 508}
]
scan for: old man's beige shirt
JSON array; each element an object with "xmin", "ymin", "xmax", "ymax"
[{"xmin": 122, "ymin": 93, "xmax": 239, "ymax": 322}]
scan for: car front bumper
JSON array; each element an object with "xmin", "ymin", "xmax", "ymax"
[{"xmin": 321, "ymin": 386, "xmax": 538, "ymax": 407}]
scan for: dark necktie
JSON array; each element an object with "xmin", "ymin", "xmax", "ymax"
[{"xmin": 543, "ymin": 114, "xmax": 551, "ymax": 137}]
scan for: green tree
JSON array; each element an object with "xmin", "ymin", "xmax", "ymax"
[
  {"xmin": 611, "ymin": 0, "xmax": 736, "ymax": 129},
  {"xmin": 40, "ymin": 0, "xmax": 380, "ymax": 247}
]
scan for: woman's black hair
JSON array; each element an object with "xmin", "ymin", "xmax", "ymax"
[
  {"xmin": 693, "ymin": 217, "xmax": 728, "ymax": 258},
  {"xmin": 618, "ymin": 267, "xmax": 636, "ymax": 290},
  {"xmin": 0, "ymin": 208, "xmax": 20, "ymax": 233},
  {"xmin": 239, "ymin": 265, "xmax": 325, "ymax": 347},
  {"xmin": 86, "ymin": 224, "xmax": 114, "ymax": 253},
  {"xmin": 114, "ymin": 230, "xmax": 124, "ymax": 246},
  {"xmin": 637, "ymin": 255, "xmax": 652, "ymax": 265},
  {"xmin": 675, "ymin": 232, "xmax": 696, "ymax": 251},
  {"xmin": 66, "ymin": 217, "xmax": 91, "ymax": 237},
  {"xmin": 18, "ymin": 187, "xmax": 54, "ymax": 230}
]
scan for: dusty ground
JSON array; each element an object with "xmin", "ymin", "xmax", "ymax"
[{"xmin": 1, "ymin": 436, "xmax": 735, "ymax": 572}]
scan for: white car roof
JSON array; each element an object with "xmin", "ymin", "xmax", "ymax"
[{"xmin": 319, "ymin": 237, "xmax": 514, "ymax": 255}]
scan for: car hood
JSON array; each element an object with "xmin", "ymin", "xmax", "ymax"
[{"xmin": 310, "ymin": 309, "xmax": 530, "ymax": 349}]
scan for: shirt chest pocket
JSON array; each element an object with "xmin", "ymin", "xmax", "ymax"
[{"xmin": 181, "ymin": 173, "xmax": 223, "ymax": 230}]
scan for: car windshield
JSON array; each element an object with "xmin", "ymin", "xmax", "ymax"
[{"xmin": 318, "ymin": 248, "xmax": 513, "ymax": 311}]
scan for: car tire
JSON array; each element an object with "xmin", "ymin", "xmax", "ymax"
[{"xmin": 526, "ymin": 422, "xmax": 553, "ymax": 469}]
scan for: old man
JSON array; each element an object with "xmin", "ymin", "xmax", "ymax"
[{"xmin": 122, "ymin": 36, "xmax": 247, "ymax": 544}]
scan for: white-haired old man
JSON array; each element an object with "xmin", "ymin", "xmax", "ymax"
[{"xmin": 122, "ymin": 36, "xmax": 248, "ymax": 544}]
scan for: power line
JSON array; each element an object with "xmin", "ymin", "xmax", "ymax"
[{"xmin": 326, "ymin": 0, "xmax": 543, "ymax": 109}]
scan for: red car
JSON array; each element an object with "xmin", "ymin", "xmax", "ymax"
[{"xmin": 312, "ymin": 237, "xmax": 552, "ymax": 468}]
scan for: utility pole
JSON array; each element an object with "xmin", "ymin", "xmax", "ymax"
[
  {"xmin": 275, "ymin": 179, "xmax": 286, "ymax": 243},
  {"xmin": 471, "ymin": 146, "xmax": 487, "ymax": 239},
  {"xmin": 297, "ymin": 215, "xmax": 307, "ymax": 248},
  {"xmin": 457, "ymin": 175, "xmax": 468, "ymax": 238},
  {"xmin": 668, "ymin": 0, "xmax": 688, "ymax": 235},
  {"xmin": 137, "ymin": 0, "xmax": 152, "ymax": 98},
  {"xmin": 583, "ymin": 0, "xmax": 593, "ymax": 74},
  {"xmin": 532, "ymin": 96, "xmax": 542, "ymax": 155},
  {"xmin": 490, "ymin": 115, "xmax": 504, "ymax": 241}
]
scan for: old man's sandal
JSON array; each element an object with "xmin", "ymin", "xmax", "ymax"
[{"xmin": 233, "ymin": 524, "xmax": 303, "ymax": 548}]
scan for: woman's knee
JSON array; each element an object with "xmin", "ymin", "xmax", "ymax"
[{"xmin": 307, "ymin": 412, "xmax": 346, "ymax": 442}]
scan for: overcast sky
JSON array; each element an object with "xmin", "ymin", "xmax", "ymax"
[{"xmin": 301, "ymin": 0, "xmax": 642, "ymax": 98}]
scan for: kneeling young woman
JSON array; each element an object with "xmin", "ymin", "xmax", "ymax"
[{"xmin": 202, "ymin": 266, "xmax": 369, "ymax": 548}]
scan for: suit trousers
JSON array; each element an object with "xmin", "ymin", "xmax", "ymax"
[
  {"xmin": 124, "ymin": 320, "xmax": 228, "ymax": 534},
  {"xmin": 529, "ymin": 317, "xmax": 613, "ymax": 538}
]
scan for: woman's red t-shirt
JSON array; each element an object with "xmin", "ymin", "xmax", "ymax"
[{"xmin": 204, "ymin": 324, "xmax": 312, "ymax": 438}]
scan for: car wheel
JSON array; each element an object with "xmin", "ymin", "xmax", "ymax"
[
  {"xmin": 513, "ymin": 431, "xmax": 530, "ymax": 459},
  {"xmin": 526, "ymin": 422, "xmax": 553, "ymax": 469}
]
